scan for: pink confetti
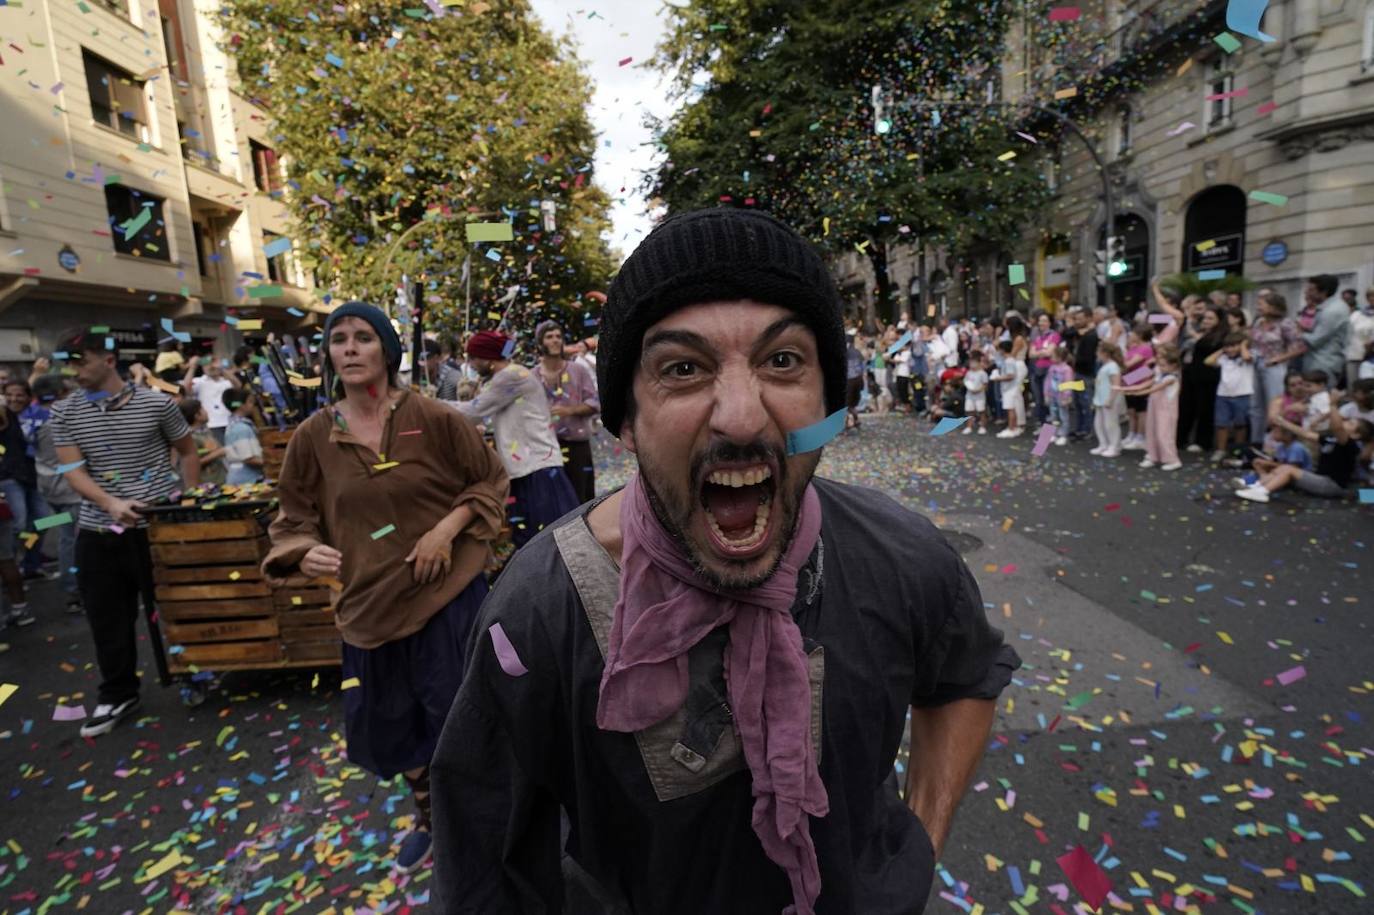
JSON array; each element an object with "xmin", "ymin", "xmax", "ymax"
[
  {"xmin": 1206, "ymin": 87, "xmax": 1248, "ymax": 102},
  {"xmin": 489, "ymin": 622, "xmax": 528, "ymax": 677},
  {"xmin": 1276, "ymin": 664, "xmax": 1306, "ymax": 686},
  {"xmin": 617, "ymin": 56, "xmax": 633, "ymax": 67},
  {"xmin": 1257, "ymin": 101, "xmax": 1277, "ymax": 115},
  {"xmin": 53, "ymin": 704, "xmax": 87, "ymax": 721},
  {"xmin": 1167, "ymin": 121, "xmax": 1196, "ymax": 137},
  {"xmin": 1122, "ymin": 365, "xmax": 1153, "ymax": 386},
  {"xmin": 1032, "ymin": 425, "xmax": 1056, "ymax": 457},
  {"xmin": 1148, "ymin": 313, "xmax": 1176, "ymax": 325},
  {"xmin": 1048, "ymin": 6, "xmax": 1081, "ymax": 21},
  {"xmin": 1056, "ymin": 845, "xmax": 1113, "ymax": 912}
]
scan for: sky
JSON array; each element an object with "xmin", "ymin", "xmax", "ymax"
[{"xmin": 527, "ymin": 0, "xmax": 682, "ymax": 262}]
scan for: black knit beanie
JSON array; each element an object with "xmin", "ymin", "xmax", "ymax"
[
  {"xmin": 321, "ymin": 301, "xmax": 402, "ymax": 402},
  {"xmin": 598, "ymin": 208, "xmax": 846, "ymax": 436}
]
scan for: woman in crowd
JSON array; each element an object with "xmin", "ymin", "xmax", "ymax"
[
  {"xmin": 262, "ymin": 301, "xmax": 509, "ymax": 875},
  {"xmin": 1028, "ymin": 312, "xmax": 1062, "ymax": 425},
  {"xmin": 1247, "ymin": 292, "xmax": 1304, "ymax": 444},
  {"xmin": 1178, "ymin": 305, "xmax": 1227, "ymax": 453}
]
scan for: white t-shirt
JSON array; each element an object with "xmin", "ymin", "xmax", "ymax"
[
  {"xmin": 1346, "ymin": 311, "xmax": 1374, "ymax": 362},
  {"xmin": 1339, "ymin": 400, "xmax": 1374, "ymax": 425},
  {"xmin": 999, "ymin": 360, "xmax": 1027, "ymax": 407},
  {"xmin": 1216, "ymin": 354, "xmax": 1255, "ymax": 398},
  {"xmin": 893, "ymin": 350, "xmax": 912, "ymax": 379},
  {"xmin": 1305, "ymin": 391, "xmax": 1332, "ymax": 432},
  {"xmin": 192, "ymin": 376, "xmax": 235, "ymax": 429},
  {"xmin": 964, "ymin": 369, "xmax": 988, "ymax": 395},
  {"xmin": 941, "ymin": 326, "xmax": 960, "ymax": 368}
]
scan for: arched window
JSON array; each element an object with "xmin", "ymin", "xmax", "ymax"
[
  {"xmin": 1182, "ymin": 185, "xmax": 1247, "ymax": 278},
  {"xmin": 1116, "ymin": 105, "xmax": 1133, "ymax": 156}
]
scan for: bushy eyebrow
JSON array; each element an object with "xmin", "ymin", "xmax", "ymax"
[{"xmin": 641, "ymin": 316, "xmax": 809, "ymax": 361}]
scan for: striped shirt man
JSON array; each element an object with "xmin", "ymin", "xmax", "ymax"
[{"xmin": 49, "ymin": 385, "xmax": 190, "ymax": 531}]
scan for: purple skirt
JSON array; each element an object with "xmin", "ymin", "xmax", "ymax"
[{"xmin": 509, "ymin": 466, "xmax": 580, "ymax": 548}]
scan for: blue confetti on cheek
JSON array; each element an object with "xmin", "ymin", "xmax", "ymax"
[{"xmin": 784, "ymin": 408, "xmax": 847, "ymax": 456}]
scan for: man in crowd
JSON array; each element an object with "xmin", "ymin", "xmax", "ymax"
[
  {"xmin": 50, "ymin": 329, "xmax": 199, "ymax": 737},
  {"xmin": 1301, "ymin": 274, "xmax": 1349, "ymax": 386},
  {"xmin": 432, "ymin": 208, "xmax": 1018, "ymax": 914},
  {"xmin": 447, "ymin": 331, "xmax": 579, "ymax": 547},
  {"xmin": 535, "ymin": 320, "xmax": 601, "ymax": 504},
  {"xmin": 422, "ymin": 337, "xmax": 462, "ymax": 401},
  {"xmin": 1062, "ymin": 305, "xmax": 1099, "ymax": 441},
  {"xmin": 181, "ymin": 354, "xmax": 241, "ymax": 443}
]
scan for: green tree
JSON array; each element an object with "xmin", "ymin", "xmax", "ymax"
[
  {"xmin": 219, "ymin": 0, "xmax": 616, "ymax": 338},
  {"xmin": 647, "ymin": 0, "xmax": 1049, "ymax": 320}
]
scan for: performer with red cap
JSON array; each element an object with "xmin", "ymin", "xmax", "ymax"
[{"xmin": 448, "ymin": 331, "xmax": 579, "ymax": 547}]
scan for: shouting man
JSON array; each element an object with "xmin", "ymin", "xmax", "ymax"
[
  {"xmin": 535, "ymin": 319, "xmax": 601, "ymax": 504},
  {"xmin": 432, "ymin": 210, "xmax": 1019, "ymax": 914}
]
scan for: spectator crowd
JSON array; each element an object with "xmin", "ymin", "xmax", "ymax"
[{"xmin": 849, "ymin": 274, "xmax": 1374, "ymax": 505}]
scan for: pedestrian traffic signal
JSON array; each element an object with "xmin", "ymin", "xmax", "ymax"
[
  {"xmin": 871, "ymin": 84, "xmax": 892, "ymax": 135},
  {"xmin": 1107, "ymin": 235, "xmax": 1128, "ymax": 278},
  {"xmin": 1094, "ymin": 248, "xmax": 1109, "ymax": 286}
]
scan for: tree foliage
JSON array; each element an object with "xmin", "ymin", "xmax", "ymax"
[
  {"xmin": 647, "ymin": 0, "xmax": 1052, "ymax": 318},
  {"xmin": 219, "ymin": 0, "xmax": 616, "ymax": 339}
]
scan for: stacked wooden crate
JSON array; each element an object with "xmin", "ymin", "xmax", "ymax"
[
  {"xmin": 260, "ymin": 428, "xmax": 295, "ymax": 481},
  {"xmin": 149, "ymin": 505, "xmax": 341, "ymax": 674}
]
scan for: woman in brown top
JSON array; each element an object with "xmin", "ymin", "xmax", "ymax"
[{"xmin": 262, "ymin": 301, "xmax": 509, "ymax": 875}]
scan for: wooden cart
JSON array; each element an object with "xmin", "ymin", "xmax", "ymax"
[{"xmin": 146, "ymin": 500, "xmax": 340, "ymax": 704}]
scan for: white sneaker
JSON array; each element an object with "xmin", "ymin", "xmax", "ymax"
[
  {"xmin": 1138, "ymin": 459, "xmax": 1156, "ymax": 469},
  {"xmin": 1161, "ymin": 462, "xmax": 1183, "ymax": 471},
  {"xmin": 1089, "ymin": 446, "xmax": 1104, "ymax": 455},
  {"xmin": 1235, "ymin": 485, "xmax": 1270, "ymax": 503},
  {"xmin": 978, "ymin": 427, "xmax": 987, "ymax": 435},
  {"xmin": 1054, "ymin": 437, "xmax": 1068, "ymax": 447},
  {"xmin": 1123, "ymin": 437, "xmax": 1146, "ymax": 451},
  {"xmin": 996, "ymin": 429, "xmax": 1016, "ymax": 438},
  {"xmin": 79, "ymin": 697, "xmax": 141, "ymax": 738},
  {"xmin": 961, "ymin": 426, "xmax": 973, "ymax": 435},
  {"xmin": 1101, "ymin": 449, "xmax": 1121, "ymax": 458},
  {"xmin": 1209, "ymin": 451, "xmax": 1224, "ymax": 463},
  {"xmin": 1186, "ymin": 443, "xmax": 1204, "ymax": 453}
]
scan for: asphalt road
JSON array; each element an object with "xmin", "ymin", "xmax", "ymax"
[{"xmin": 0, "ymin": 412, "xmax": 1369, "ymax": 914}]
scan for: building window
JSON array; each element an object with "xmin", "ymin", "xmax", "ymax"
[
  {"xmin": 192, "ymin": 220, "xmax": 211, "ymax": 277},
  {"xmin": 1204, "ymin": 58, "xmax": 1234, "ymax": 130},
  {"xmin": 83, "ymin": 51, "xmax": 150, "ymax": 143},
  {"xmin": 94, "ymin": 0, "xmax": 129, "ymax": 16},
  {"xmin": 1116, "ymin": 105, "xmax": 1133, "ymax": 156},
  {"xmin": 251, "ymin": 140, "xmax": 283, "ymax": 194},
  {"xmin": 264, "ymin": 232, "xmax": 291, "ymax": 284},
  {"xmin": 105, "ymin": 185, "xmax": 170, "ymax": 261},
  {"xmin": 1044, "ymin": 145, "xmax": 1061, "ymax": 194},
  {"xmin": 1363, "ymin": 3, "xmax": 1374, "ymax": 73}
]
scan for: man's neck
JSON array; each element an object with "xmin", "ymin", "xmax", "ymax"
[
  {"xmin": 93, "ymin": 373, "xmax": 126, "ymax": 398},
  {"xmin": 540, "ymin": 354, "xmax": 566, "ymax": 375}
]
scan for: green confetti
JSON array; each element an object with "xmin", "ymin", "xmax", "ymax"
[
  {"xmin": 246, "ymin": 284, "xmax": 283, "ymax": 298},
  {"xmin": 1065, "ymin": 690, "xmax": 1096, "ymax": 711},
  {"xmin": 1214, "ymin": 32, "xmax": 1242, "ymax": 53},
  {"xmin": 34, "ymin": 512, "xmax": 73, "ymax": 531},
  {"xmin": 1249, "ymin": 190, "xmax": 1289, "ymax": 207},
  {"xmin": 1008, "ymin": 263, "xmax": 1026, "ymax": 285},
  {"xmin": 370, "ymin": 523, "xmax": 396, "ymax": 540}
]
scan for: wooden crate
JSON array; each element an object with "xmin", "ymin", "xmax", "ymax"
[
  {"xmin": 150, "ymin": 506, "xmax": 341, "ymax": 676},
  {"xmin": 260, "ymin": 427, "xmax": 296, "ymax": 482}
]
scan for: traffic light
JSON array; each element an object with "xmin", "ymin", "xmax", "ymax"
[
  {"xmin": 1094, "ymin": 248, "xmax": 1109, "ymax": 286},
  {"xmin": 1107, "ymin": 235, "xmax": 1128, "ymax": 279},
  {"xmin": 872, "ymin": 84, "xmax": 892, "ymax": 135},
  {"xmin": 540, "ymin": 199, "xmax": 557, "ymax": 233}
]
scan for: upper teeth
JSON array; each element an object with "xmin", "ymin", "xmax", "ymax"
[{"xmin": 707, "ymin": 467, "xmax": 772, "ymax": 487}]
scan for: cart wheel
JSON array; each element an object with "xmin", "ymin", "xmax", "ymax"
[{"xmin": 180, "ymin": 684, "xmax": 207, "ymax": 708}]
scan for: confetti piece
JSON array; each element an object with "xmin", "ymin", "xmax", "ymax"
[
  {"xmin": 1058, "ymin": 380, "xmax": 1085, "ymax": 392},
  {"xmin": 341, "ymin": 677, "xmax": 360, "ymax": 689},
  {"xmin": 373, "ymin": 461, "xmax": 399, "ymax": 470},
  {"xmin": 1257, "ymin": 100, "xmax": 1277, "ymax": 115},
  {"xmin": 1226, "ymin": 0, "xmax": 1275, "ymax": 42},
  {"xmin": 1148, "ymin": 313, "xmax": 1176, "ymax": 325},
  {"xmin": 1053, "ymin": 87, "xmax": 1078, "ymax": 100},
  {"xmin": 141, "ymin": 850, "xmax": 184, "ymax": 881},
  {"xmin": 1031, "ymin": 425, "xmax": 1056, "ymax": 457},
  {"xmin": 1359, "ymin": 489, "xmax": 1374, "ymax": 504},
  {"xmin": 785, "ymin": 408, "xmax": 847, "ymax": 455},
  {"xmin": 33, "ymin": 512, "xmax": 73, "ymax": 531},
  {"xmin": 289, "ymin": 375, "xmax": 322, "ymax": 388},
  {"xmin": 1198, "ymin": 269, "xmax": 1228, "ymax": 281},
  {"xmin": 262, "ymin": 236, "xmax": 292, "ymax": 258},
  {"xmin": 617, "ymin": 56, "xmax": 633, "ymax": 67},
  {"xmin": 1048, "ymin": 6, "xmax": 1081, "ymax": 21},
  {"xmin": 1167, "ymin": 121, "xmax": 1196, "ymax": 137},
  {"xmin": 53, "ymin": 703, "xmax": 86, "ymax": 721},
  {"xmin": 1123, "ymin": 365, "xmax": 1153, "ymax": 385},
  {"xmin": 0, "ymin": 683, "xmax": 16, "ymax": 708},
  {"xmin": 1214, "ymin": 32, "xmax": 1243, "ymax": 53},
  {"xmin": 370, "ymin": 523, "xmax": 396, "ymax": 540},
  {"xmin": 489, "ymin": 622, "xmax": 528, "ymax": 677},
  {"xmin": 931, "ymin": 416, "xmax": 970, "ymax": 436},
  {"xmin": 1056, "ymin": 845, "xmax": 1113, "ymax": 911},
  {"xmin": 1249, "ymin": 190, "xmax": 1288, "ymax": 206},
  {"xmin": 464, "ymin": 222, "xmax": 513, "ymax": 242},
  {"xmin": 1276, "ymin": 664, "xmax": 1306, "ymax": 685},
  {"xmin": 1008, "ymin": 263, "xmax": 1026, "ymax": 285}
]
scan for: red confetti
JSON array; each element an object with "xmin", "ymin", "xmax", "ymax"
[
  {"xmin": 617, "ymin": 56, "xmax": 633, "ymax": 67},
  {"xmin": 1057, "ymin": 845, "xmax": 1113, "ymax": 911},
  {"xmin": 1049, "ymin": 6, "xmax": 1081, "ymax": 21}
]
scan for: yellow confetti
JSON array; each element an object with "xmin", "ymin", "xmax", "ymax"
[
  {"xmin": 341, "ymin": 677, "xmax": 360, "ymax": 689},
  {"xmin": 1053, "ymin": 87, "xmax": 1078, "ymax": 100},
  {"xmin": 228, "ymin": 571, "xmax": 241, "ymax": 581},
  {"xmin": 0, "ymin": 683, "xmax": 17, "ymax": 708},
  {"xmin": 373, "ymin": 461, "xmax": 399, "ymax": 470},
  {"xmin": 141, "ymin": 850, "xmax": 185, "ymax": 881}
]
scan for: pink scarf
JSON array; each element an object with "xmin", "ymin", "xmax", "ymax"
[{"xmin": 597, "ymin": 473, "xmax": 829, "ymax": 915}]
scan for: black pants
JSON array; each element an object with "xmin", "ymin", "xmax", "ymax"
[
  {"xmin": 1178, "ymin": 369, "xmax": 1218, "ymax": 449},
  {"xmin": 76, "ymin": 528, "xmax": 157, "ymax": 705},
  {"xmin": 559, "ymin": 438, "xmax": 596, "ymax": 505}
]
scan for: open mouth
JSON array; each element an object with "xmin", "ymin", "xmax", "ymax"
[{"xmin": 699, "ymin": 464, "xmax": 776, "ymax": 557}]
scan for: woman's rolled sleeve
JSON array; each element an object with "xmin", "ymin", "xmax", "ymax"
[{"xmin": 444, "ymin": 409, "xmax": 511, "ymax": 543}]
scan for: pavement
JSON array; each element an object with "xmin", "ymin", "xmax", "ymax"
[{"xmin": 1, "ymin": 411, "xmax": 1370, "ymax": 914}]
